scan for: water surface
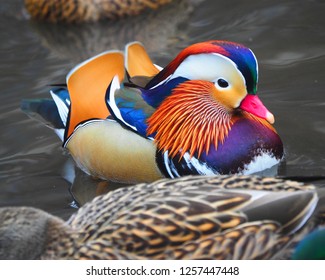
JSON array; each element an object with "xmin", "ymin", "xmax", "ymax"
[{"xmin": 0, "ymin": 0, "xmax": 324, "ymax": 219}]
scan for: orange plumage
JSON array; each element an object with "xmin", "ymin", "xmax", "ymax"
[{"xmin": 147, "ymin": 80, "xmax": 232, "ymax": 159}]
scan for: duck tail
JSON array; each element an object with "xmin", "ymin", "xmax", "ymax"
[{"xmin": 21, "ymin": 86, "xmax": 70, "ymax": 141}]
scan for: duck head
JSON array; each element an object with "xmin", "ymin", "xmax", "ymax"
[
  {"xmin": 143, "ymin": 41, "xmax": 279, "ymax": 161},
  {"xmin": 144, "ymin": 40, "xmax": 274, "ymax": 124}
]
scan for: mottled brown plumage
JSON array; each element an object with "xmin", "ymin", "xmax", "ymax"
[
  {"xmin": 0, "ymin": 175, "xmax": 324, "ymax": 259},
  {"xmin": 24, "ymin": 0, "xmax": 173, "ymax": 23}
]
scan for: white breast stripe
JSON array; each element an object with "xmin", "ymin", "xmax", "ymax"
[
  {"xmin": 163, "ymin": 151, "xmax": 180, "ymax": 178},
  {"xmin": 183, "ymin": 152, "xmax": 216, "ymax": 175}
]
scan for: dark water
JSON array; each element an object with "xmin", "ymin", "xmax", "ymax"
[{"xmin": 0, "ymin": 0, "xmax": 324, "ymax": 220}]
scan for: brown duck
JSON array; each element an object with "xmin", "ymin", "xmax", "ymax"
[
  {"xmin": 0, "ymin": 175, "xmax": 324, "ymax": 259},
  {"xmin": 24, "ymin": 0, "xmax": 173, "ymax": 23}
]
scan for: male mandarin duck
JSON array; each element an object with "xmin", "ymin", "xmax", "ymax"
[
  {"xmin": 0, "ymin": 175, "xmax": 324, "ymax": 259},
  {"xmin": 22, "ymin": 41, "xmax": 284, "ymax": 183},
  {"xmin": 24, "ymin": 0, "xmax": 173, "ymax": 23}
]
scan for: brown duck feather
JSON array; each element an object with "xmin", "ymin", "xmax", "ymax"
[{"xmin": 0, "ymin": 175, "xmax": 323, "ymax": 259}]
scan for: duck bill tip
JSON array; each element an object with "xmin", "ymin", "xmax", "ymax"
[
  {"xmin": 266, "ymin": 111, "xmax": 275, "ymax": 124},
  {"xmin": 240, "ymin": 94, "xmax": 275, "ymax": 124}
]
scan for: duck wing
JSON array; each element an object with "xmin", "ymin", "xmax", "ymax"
[
  {"xmin": 69, "ymin": 175, "xmax": 321, "ymax": 259},
  {"xmin": 106, "ymin": 77, "xmax": 155, "ymax": 137}
]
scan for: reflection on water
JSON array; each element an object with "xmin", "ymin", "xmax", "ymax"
[
  {"xmin": 0, "ymin": 0, "xmax": 325, "ymax": 219},
  {"xmin": 30, "ymin": 0, "xmax": 196, "ymax": 62}
]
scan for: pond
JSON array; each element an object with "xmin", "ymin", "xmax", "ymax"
[{"xmin": 0, "ymin": 0, "xmax": 324, "ymax": 220}]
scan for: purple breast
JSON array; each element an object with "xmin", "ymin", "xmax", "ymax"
[
  {"xmin": 201, "ymin": 118, "xmax": 284, "ymax": 174},
  {"xmin": 156, "ymin": 118, "xmax": 284, "ymax": 177}
]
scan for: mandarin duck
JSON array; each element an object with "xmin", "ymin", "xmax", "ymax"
[
  {"xmin": 22, "ymin": 41, "xmax": 284, "ymax": 183},
  {"xmin": 24, "ymin": 0, "xmax": 173, "ymax": 23},
  {"xmin": 0, "ymin": 175, "xmax": 324, "ymax": 260}
]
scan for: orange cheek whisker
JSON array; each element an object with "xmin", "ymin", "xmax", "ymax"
[
  {"xmin": 196, "ymin": 124, "xmax": 208, "ymax": 157},
  {"xmin": 177, "ymin": 123, "xmax": 195, "ymax": 155},
  {"xmin": 147, "ymin": 80, "xmax": 232, "ymax": 160},
  {"xmin": 179, "ymin": 137, "xmax": 193, "ymax": 158}
]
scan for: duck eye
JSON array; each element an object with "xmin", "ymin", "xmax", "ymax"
[{"xmin": 217, "ymin": 78, "xmax": 229, "ymax": 88}]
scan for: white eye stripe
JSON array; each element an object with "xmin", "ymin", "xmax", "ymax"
[{"xmin": 171, "ymin": 53, "xmax": 246, "ymax": 89}]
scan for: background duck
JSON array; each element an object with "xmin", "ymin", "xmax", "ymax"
[
  {"xmin": 0, "ymin": 175, "xmax": 324, "ymax": 260},
  {"xmin": 28, "ymin": 0, "xmax": 195, "ymax": 63},
  {"xmin": 24, "ymin": 0, "xmax": 174, "ymax": 23},
  {"xmin": 22, "ymin": 41, "xmax": 284, "ymax": 183}
]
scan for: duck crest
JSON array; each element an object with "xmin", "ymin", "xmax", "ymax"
[
  {"xmin": 147, "ymin": 80, "xmax": 232, "ymax": 159},
  {"xmin": 145, "ymin": 41, "xmax": 229, "ymax": 89},
  {"xmin": 145, "ymin": 40, "xmax": 257, "ymax": 94}
]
